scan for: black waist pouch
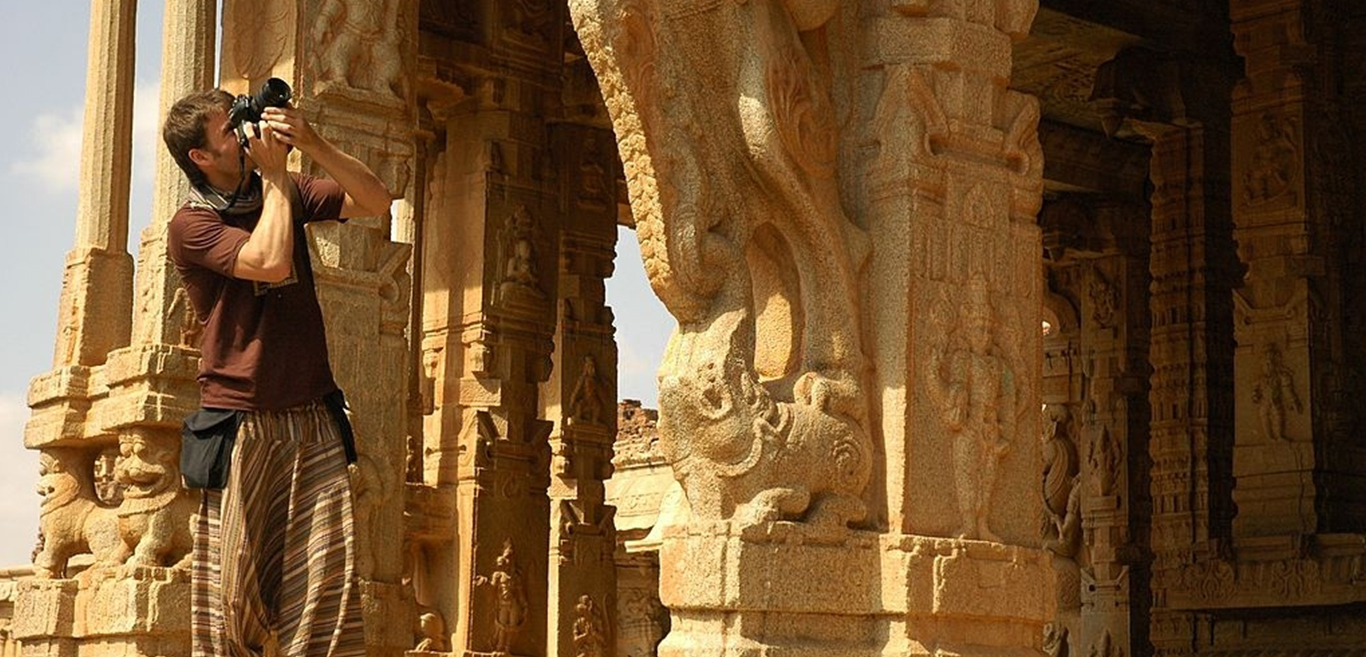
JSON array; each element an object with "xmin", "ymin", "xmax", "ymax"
[{"xmin": 180, "ymin": 408, "xmax": 243, "ymax": 490}]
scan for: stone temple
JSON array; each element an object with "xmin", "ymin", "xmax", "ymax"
[{"xmin": 4, "ymin": 0, "xmax": 1366, "ymax": 656}]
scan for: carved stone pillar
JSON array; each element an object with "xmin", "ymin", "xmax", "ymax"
[
  {"xmin": 418, "ymin": 4, "xmax": 566, "ymax": 654},
  {"xmin": 1136, "ymin": 116, "xmax": 1238, "ymax": 657},
  {"xmin": 543, "ymin": 124, "xmax": 619, "ymax": 657},
  {"xmin": 1229, "ymin": 0, "xmax": 1338, "ymax": 539},
  {"xmin": 1041, "ymin": 197, "xmax": 1152, "ymax": 657},
  {"xmin": 571, "ymin": 0, "xmax": 1052, "ymax": 655}
]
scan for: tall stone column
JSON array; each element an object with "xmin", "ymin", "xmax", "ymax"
[
  {"xmin": 56, "ymin": 0, "xmax": 137, "ymax": 369},
  {"xmin": 418, "ymin": 4, "xmax": 566, "ymax": 655},
  {"xmin": 571, "ymin": 0, "xmax": 1053, "ymax": 655},
  {"xmin": 1228, "ymin": 0, "xmax": 1348, "ymax": 538},
  {"xmin": 1137, "ymin": 122, "xmax": 1237, "ymax": 657},
  {"xmin": 543, "ymin": 123, "xmax": 619, "ymax": 657},
  {"xmin": 1040, "ymin": 197, "xmax": 1152, "ymax": 657},
  {"xmin": 26, "ymin": 0, "xmax": 139, "ymax": 452}
]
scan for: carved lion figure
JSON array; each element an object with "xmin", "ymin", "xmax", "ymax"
[
  {"xmin": 115, "ymin": 433, "xmax": 195, "ymax": 569},
  {"xmin": 33, "ymin": 450, "xmax": 128, "ymax": 578}
]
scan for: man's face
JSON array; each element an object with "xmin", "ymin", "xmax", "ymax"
[{"xmin": 191, "ymin": 109, "xmax": 252, "ymax": 182}]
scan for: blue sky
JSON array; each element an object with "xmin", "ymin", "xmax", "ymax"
[{"xmin": 0, "ymin": 3, "xmax": 669, "ymax": 567}]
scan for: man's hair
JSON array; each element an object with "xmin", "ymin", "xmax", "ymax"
[{"xmin": 162, "ymin": 89, "xmax": 233, "ymax": 188}]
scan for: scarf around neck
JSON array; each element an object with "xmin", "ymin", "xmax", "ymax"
[{"xmin": 188, "ymin": 171, "xmax": 264, "ymax": 216}]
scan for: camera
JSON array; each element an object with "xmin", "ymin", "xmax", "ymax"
[{"xmin": 228, "ymin": 77, "xmax": 292, "ymax": 147}]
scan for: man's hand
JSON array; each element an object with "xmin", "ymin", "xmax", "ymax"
[
  {"xmin": 245, "ymin": 121, "xmax": 290, "ymax": 180},
  {"xmin": 261, "ymin": 106, "xmax": 320, "ymax": 154}
]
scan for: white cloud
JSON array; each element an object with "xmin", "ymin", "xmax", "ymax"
[
  {"xmin": 8, "ymin": 106, "xmax": 83, "ymax": 193},
  {"xmin": 8, "ymin": 79, "xmax": 161, "ymax": 197},
  {"xmin": 0, "ymin": 394, "xmax": 39, "ymax": 568}
]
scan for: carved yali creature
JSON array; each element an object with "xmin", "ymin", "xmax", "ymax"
[
  {"xmin": 571, "ymin": 0, "xmax": 872, "ymax": 530},
  {"xmin": 33, "ymin": 450, "xmax": 128, "ymax": 578},
  {"xmin": 115, "ymin": 433, "xmax": 194, "ymax": 569}
]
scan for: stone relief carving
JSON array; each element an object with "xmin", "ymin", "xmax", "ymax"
[
  {"xmin": 498, "ymin": 205, "xmax": 545, "ymax": 305},
  {"xmin": 572, "ymin": 594, "xmax": 608, "ymax": 657},
  {"xmin": 93, "ymin": 447, "xmax": 124, "ymax": 507},
  {"xmin": 474, "ymin": 540, "xmax": 529, "ymax": 653},
  {"xmin": 1252, "ymin": 342, "xmax": 1302, "ymax": 442},
  {"xmin": 1088, "ymin": 630, "xmax": 1125, "ymax": 657},
  {"xmin": 414, "ymin": 610, "xmax": 447, "ymax": 652},
  {"xmin": 617, "ymin": 586, "xmax": 666, "ymax": 657},
  {"xmin": 568, "ymin": 356, "xmax": 608, "ymax": 426},
  {"xmin": 312, "ymin": 0, "xmax": 404, "ymax": 97},
  {"xmin": 1088, "ymin": 425, "xmax": 1121, "ymax": 498},
  {"xmin": 1243, "ymin": 113, "xmax": 1298, "ymax": 206},
  {"xmin": 927, "ymin": 279, "xmax": 1021, "ymax": 541},
  {"xmin": 570, "ymin": 0, "xmax": 873, "ymax": 532},
  {"xmin": 114, "ymin": 433, "xmax": 194, "ymax": 568},
  {"xmin": 1041, "ymin": 405, "xmax": 1082, "ymax": 558},
  {"xmin": 349, "ymin": 453, "xmax": 394, "ymax": 579},
  {"xmin": 1043, "ymin": 622, "xmax": 1070, "ymax": 657},
  {"xmin": 1088, "ymin": 269, "xmax": 1119, "ymax": 330},
  {"xmin": 226, "ymin": 0, "xmax": 290, "ymax": 84},
  {"xmin": 33, "ymin": 450, "xmax": 127, "ymax": 578}
]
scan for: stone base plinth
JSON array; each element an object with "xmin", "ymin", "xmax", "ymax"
[
  {"xmin": 658, "ymin": 521, "xmax": 884, "ymax": 657},
  {"xmin": 13, "ymin": 568, "xmax": 190, "ymax": 657},
  {"xmin": 13, "ymin": 579, "xmax": 79, "ymax": 641},
  {"xmin": 657, "ymin": 523, "xmax": 1055, "ymax": 657},
  {"xmin": 883, "ymin": 535, "xmax": 1054, "ymax": 657}
]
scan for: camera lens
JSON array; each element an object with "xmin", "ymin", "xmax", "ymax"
[{"xmin": 258, "ymin": 78, "xmax": 292, "ymax": 109}]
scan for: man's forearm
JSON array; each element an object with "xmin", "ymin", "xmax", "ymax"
[
  {"xmin": 307, "ymin": 136, "xmax": 391, "ymax": 217},
  {"xmin": 237, "ymin": 173, "xmax": 295, "ymax": 280}
]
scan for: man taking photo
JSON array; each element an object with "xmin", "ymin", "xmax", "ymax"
[{"xmin": 163, "ymin": 85, "xmax": 390, "ymax": 657}]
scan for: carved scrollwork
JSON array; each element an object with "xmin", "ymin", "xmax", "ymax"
[{"xmin": 571, "ymin": 0, "xmax": 872, "ymax": 530}]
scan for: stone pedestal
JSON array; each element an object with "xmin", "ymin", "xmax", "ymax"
[{"xmin": 658, "ymin": 522, "xmax": 883, "ymax": 657}]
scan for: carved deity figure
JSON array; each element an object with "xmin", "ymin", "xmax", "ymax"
[
  {"xmin": 1244, "ymin": 113, "xmax": 1297, "ymax": 204},
  {"xmin": 1041, "ymin": 405, "xmax": 1082, "ymax": 558},
  {"xmin": 414, "ymin": 611, "xmax": 447, "ymax": 652},
  {"xmin": 474, "ymin": 541, "xmax": 529, "ymax": 653},
  {"xmin": 33, "ymin": 450, "xmax": 128, "ymax": 578},
  {"xmin": 1252, "ymin": 343, "xmax": 1302, "ymax": 442},
  {"xmin": 115, "ymin": 433, "xmax": 194, "ymax": 568},
  {"xmin": 572, "ymin": 594, "xmax": 607, "ymax": 657},
  {"xmin": 568, "ymin": 356, "xmax": 608, "ymax": 426},
  {"xmin": 1088, "ymin": 426, "xmax": 1122, "ymax": 498},
  {"xmin": 928, "ymin": 280, "xmax": 1017, "ymax": 541},
  {"xmin": 499, "ymin": 206, "xmax": 542, "ymax": 301},
  {"xmin": 312, "ymin": 0, "xmax": 403, "ymax": 96}
]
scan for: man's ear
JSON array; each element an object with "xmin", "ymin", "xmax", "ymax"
[{"xmin": 188, "ymin": 148, "xmax": 211, "ymax": 168}]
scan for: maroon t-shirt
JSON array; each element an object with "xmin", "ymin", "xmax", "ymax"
[{"xmin": 168, "ymin": 173, "xmax": 346, "ymax": 411}]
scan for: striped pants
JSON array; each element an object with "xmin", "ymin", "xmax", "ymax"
[{"xmin": 191, "ymin": 401, "xmax": 366, "ymax": 657}]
